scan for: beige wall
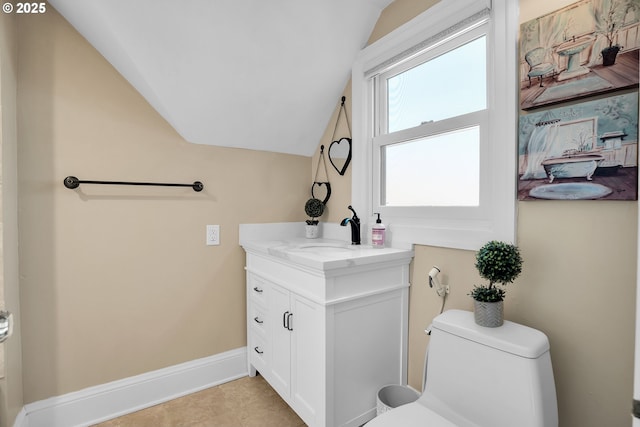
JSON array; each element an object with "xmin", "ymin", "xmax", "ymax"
[
  {"xmin": 0, "ymin": 9, "xmax": 24, "ymax": 427},
  {"xmin": 13, "ymin": 1, "xmax": 638, "ymax": 426},
  {"xmin": 17, "ymin": 7, "xmax": 310, "ymax": 402},
  {"xmin": 321, "ymin": 0, "xmax": 637, "ymax": 426}
]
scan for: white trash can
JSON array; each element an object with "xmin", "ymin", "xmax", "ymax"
[{"xmin": 376, "ymin": 384, "xmax": 420, "ymax": 416}]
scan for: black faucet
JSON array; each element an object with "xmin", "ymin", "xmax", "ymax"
[{"xmin": 340, "ymin": 205, "xmax": 361, "ymax": 245}]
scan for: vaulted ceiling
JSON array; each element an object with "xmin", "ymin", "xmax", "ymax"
[{"xmin": 48, "ymin": 0, "xmax": 394, "ymax": 156}]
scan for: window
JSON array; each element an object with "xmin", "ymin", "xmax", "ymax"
[
  {"xmin": 376, "ymin": 27, "xmax": 487, "ymax": 209},
  {"xmin": 352, "ymin": 0, "xmax": 517, "ymax": 250},
  {"xmin": 381, "ymin": 126, "xmax": 480, "ymax": 207},
  {"xmin": 384, "ymin": 35, "xmax": 487, "ymax": 134}
]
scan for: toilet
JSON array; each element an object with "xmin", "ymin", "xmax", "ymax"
[{"xmin": 368, "ymin": 309, "xmax": 558, "ymax": 427}]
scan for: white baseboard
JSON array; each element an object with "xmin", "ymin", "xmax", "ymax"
[{"xmin": 17, "ymin": 347, "xmax": 248, "ymax": 427}]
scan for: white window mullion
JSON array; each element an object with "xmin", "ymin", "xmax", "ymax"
[{"xmin": 373, "ymin": 110, "xmax": 488, "ymax": 147}]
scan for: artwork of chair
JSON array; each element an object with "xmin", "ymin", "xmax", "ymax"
[{"xmin": 525, "ymin": 47, "xmax": 556, "ymax": 87}]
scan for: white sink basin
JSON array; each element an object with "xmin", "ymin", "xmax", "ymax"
[
  {"xmin": 295, "ymin": 243, "xmax": 355, "ymax": 252},
  {"xmin": 281, "ymin": 242, "xmax": 358, "ymax": 256},
  {"xmin": 266, "ymin": 239, "xmax": 364, "ymax": 259}
]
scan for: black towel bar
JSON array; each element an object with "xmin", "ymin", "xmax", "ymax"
[{"xmin": 63, "ymin": 176, "xmax": 204, "ymax": 192}]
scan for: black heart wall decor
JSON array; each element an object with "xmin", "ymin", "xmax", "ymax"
[
  {"xmin": 328, "ymin": 137, "xmax": 352, "ymax": 176},
  {"xmin": 311, "ymin": 181, "xmax": 332, "ymax": 205}
]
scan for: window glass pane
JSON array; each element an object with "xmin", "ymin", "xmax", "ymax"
[
  {"xmin": 383, "ymin": 126, "xmax": 480, "ymax": 206},
  {"xmin": 387, "ymin": 36, "xmax": 486, "ymax": 133}
]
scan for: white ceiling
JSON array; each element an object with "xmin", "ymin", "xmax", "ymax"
[{"xmin": 48, "ymin": 0, "xmax": 393, "ymax": 156}]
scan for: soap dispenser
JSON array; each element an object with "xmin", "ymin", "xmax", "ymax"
[{"xmin": 371, "ymin": 213, "xmax": 386, "ymax": 248}]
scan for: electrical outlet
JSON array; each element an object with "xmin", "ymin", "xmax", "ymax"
[{"xmin": 206, "ymin": 225, "xmax": 220, "ymax": 246}]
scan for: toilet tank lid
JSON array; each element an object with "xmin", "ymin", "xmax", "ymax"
[{"xmin": 432, "ymin": 310, "xmax": 550, "ymax": 358}]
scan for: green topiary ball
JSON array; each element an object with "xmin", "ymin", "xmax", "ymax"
[
  {"xmin": 305, "ymin": 198, "xmax": 325, "ymax": 219},
  {"xmin": 475, "ymin": 240, "xmax": 523, "ymax": 286}
]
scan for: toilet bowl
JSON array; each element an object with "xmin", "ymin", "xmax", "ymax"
[{"xmin": 367, "ymin": 310, "xmax": 558, "ymax": 427}]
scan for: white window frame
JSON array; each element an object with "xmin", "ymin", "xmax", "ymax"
[{"xmin": 352, "ymin": 0, "xmax": 518, "ymax": 251}]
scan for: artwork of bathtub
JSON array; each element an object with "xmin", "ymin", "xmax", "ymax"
[{"xmin": 541, "ymin": 153, "xmax": 605, "ymax": 183}]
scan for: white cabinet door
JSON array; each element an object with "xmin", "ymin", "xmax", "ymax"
[
  {"xmin": 268, "ymin": 283, "xmax": 292, "ymax": 399},
  {"xmin": 267, "ymin": 282, "xmax": 323, "ymax": 426},
  {"xmin": 290, "ymin": 292, "xmax": 323, "ymax": 426}
]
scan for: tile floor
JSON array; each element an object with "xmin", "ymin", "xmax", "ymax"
[{"xmin": 92, "ymin": 375, "xmax": 306, "ymax": 427}]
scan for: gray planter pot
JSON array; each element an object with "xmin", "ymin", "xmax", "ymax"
[
  {"xmin": 305, "ymin": 224, "xmax": 320, "ymax": 239},
  {"xmin": 473, "ymin": 300, "xmax": 504, "ymax": 327}
]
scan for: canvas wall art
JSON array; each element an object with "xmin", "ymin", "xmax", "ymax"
[
  {"xmin": 518, "ymin": 92, "xmax": 638, "ymax": 200},
  {"xmin": 520, "ymin": 0, "xmax": 640, "ymax": 110}
]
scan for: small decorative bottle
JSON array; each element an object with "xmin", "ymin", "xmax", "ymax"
[{"xmin": 371, "ymin": 213, "xmax": 386, "ymax": 248}]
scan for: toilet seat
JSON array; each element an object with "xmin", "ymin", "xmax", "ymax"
[{"xmin": 365, "ymin": 402, "xmax": 459, "ymax": 427}]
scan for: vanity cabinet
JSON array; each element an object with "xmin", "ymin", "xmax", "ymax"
[{"xmin": 243, "ymin": 240, "xmax": 413, "ymax": 427}]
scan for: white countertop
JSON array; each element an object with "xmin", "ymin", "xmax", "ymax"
[
  {"xmin": 242, "ymin": 237, "xmax": 413, "ymax": 271},
  {"xmin": 239, "ymin": 222, "xmax": 413, "ymax": 271}
]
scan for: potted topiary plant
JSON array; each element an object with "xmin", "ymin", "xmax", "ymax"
[
  {"xmin": 304, "ymin": 198, "xmax": 325, "ymax": 239},
  {"xmin": 469, "ymin": 240, "xmax": 523, "ymax": 327}
]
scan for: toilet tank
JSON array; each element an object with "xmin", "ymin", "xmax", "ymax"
[{"xmin": 424, "ymin": 310, "xmax": 558, "ymax": 427}]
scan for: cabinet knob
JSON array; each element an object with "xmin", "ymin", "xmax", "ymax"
[
  {"xmin": 254, "ymin": 346, "xmax": 264, "ymax": 355},
  {"xmin": 254, "ymin": 316, "xmax": 264, "ymax": 324},
  {"xmin": 253, "ymin": 286, "xmax": 263, "ymax": 293}
]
